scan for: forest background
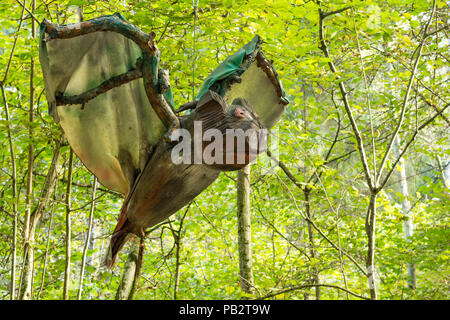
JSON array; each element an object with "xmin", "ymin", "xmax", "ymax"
[{"xmin": 0, "ymin": 0, "xmax": 448, "ymax": 300}]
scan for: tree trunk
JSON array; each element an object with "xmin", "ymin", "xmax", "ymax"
[
  {"xmin": 63, "ymin": 149, "xmax": 74, "ymax": 299},
  {"xmin": 301, "ymin": 88, "xmax": 320, "ymax": 300},
  {"xmin": 115, "ymin": 236, "xmax": 140, "ymax": 300},
  {"xmin": 366, "ymin": 193, "xmax": 378, "ymax": 300},
  {"xmin": 394, "ymin": 135, "xmax": 416, "ymax": 289},
  {"xmin": 436, "ymin": 156, "xmax": 449, "ymax": 189},
  {"xmin": 2, "ymin": 86, "xmax": 18, "ymax": 300},
  {"xmin": 19, "ymin": 136, "xmax": 63, "ymax": 300},
  {"xmin": 37, "ymin": 190, "xmax": 57, "ymax": 300},
  {"xmin": 173, "ymin": 231, "xmax": 182, "ymax": 300},
  {"xmin": 0, "ymin": 0, "xmax": 25, "ymax": 301},
  {"xmin": 128, "ymin": 237, "xmax": 145, "ymax": 300},
  {"xmin": 172, "ymin": 205, "xmax": 190, "ymax": 300},
  {"xmin": 86, "ymin": 220, "xmax": 97, "ymax": 266},
  {"xmin": 237, "ymin": 165, "xmax": 254, "ymax": 296},
  {"xmin": 23, "ymin": 0, "xmax": 36, "ymax": 269},
  {"xmin": 77, "ymin": 177, "xmax": 97, "ymax": 299},
  {"xmin": 304, "ymin": 188, "xmax": 320, "ymax": 300}
]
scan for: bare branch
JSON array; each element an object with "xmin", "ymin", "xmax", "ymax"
[
  {"xmin": 318, "ymin": 7, "xmax": 374, "ymax": 190},
  {"xmin": 415, "ymin": 90, "xmax": 450, "ymax": 125},
  {"xmin": 376, "ymin": 0, "xmax": 437, "ymax": 186},
  {"xmin": 15, "ymin": 0, "xmax": 40, "ymax": 25},
  {"xmin": 41, "ymin": 13, "xmax": 154, "ymax": 49},
  {"xmin": 321, "ymin": 6, "xmax": 352, "ymax": 19},
  {"xmin": 378, "ymin": 103, "xmax": 449, "ymax": 191},
  {"xmin": 257, "ymin": 283, "xmax": 368, "ymax": 300},
  {"xmin": 352, "ymin": 8, "xmax": 377, "ymax": 182},
  {"xmin": 267, "ymin": 151, "xmax": 368, "ymax": 277},
  {"xmin": 1, "ymin": 2, "xmax": 26, "ymax": 84},
  {"xmin": 56, "ymin": 68, "xmax": 143, "ymax": 107}
]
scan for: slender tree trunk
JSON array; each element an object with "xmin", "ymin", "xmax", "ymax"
[
  {"xmin": 115, "ymin": 235, "xmax": 139, "ymax": 300},
  {"xmin": 237, "ymin": 165, "xmax": 254, "ymax": 296},
  {"xmin": 436, "ymin": 156, "xmax": 449, "ymax": 189},
  {"xmin": 394, "ymin": 136, "xmax": 416, "ymax": 289},
  {"xmin": 63, "ymin": 149, "xmax": 74, "ymax": 300},
  {"xmin": 24, "ymin": 0, "xmax": 36, "ymax": 258},
  {"xmin": 128, "ymin": 237, "xmax": 145, "ymax": 300},
  {"xmin": 173, "ymin": 205, "xmax": 189, "ymax": 300},
  {"xmin": 86, "ymin": 219, "xmax": 97, "ymax": 267},
  {"xmin": 336, "ymin": 224, "xmax": 349, "ymax": 299},
  {"xmin": 37, "ymin": 189, "xmax": 57, "ymax": 300},
  {"xmin": 77, "ymin": 177, "xmax": 97, "ymax": 299},
  {"xmin": 173, "ymin": 230, "xmax": 182, "ymax": 300},
  {"xmin": 1, "ymin": 1, "xmax": 25, "ymax": 300},
  {"xmin": 302, "ymin": 88, "xmax": 320, "ymax": 300},
  {"xmin": 366, "ymin": 193, "xmax": 378, "ymax": 300},
  {"xmin": 2, "ymin": 86, "xmax": 18, "ymax": 300},
  {"xmin": 19, "ymin": 136, "xmax": 63, "ymax": 300},
  {"xmin": 304, "ymin": 188, "xmax": 320, "ymax": 300}
]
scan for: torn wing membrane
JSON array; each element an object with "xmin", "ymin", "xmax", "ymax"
[
  {"xmin": 196, "ymin": 35, "xmax": 287, "ymax": 130},
  {"xmin": 40, "ymin": 31, "xmax": 166, "ymax": 195},
  {"xmin": 225, "ymin": 61, "xmax": 285, "ymax": 129}
]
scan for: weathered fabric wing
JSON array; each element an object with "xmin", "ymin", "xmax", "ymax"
[
  {"xmin": 39, "ymin": 20, "xmax": 174, "ymax": 195},
  {"xmin": 197, "ymin": 35, "xmax": 288, "ymax": 129}
]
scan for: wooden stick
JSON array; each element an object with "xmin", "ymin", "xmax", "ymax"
[
  {"xmin": 56, "ymin": 68, "xmax": 143, "ymax": 106},
  {"xmin": 41, "ymin": 13, "xmax": 153, "ymax": 50}
]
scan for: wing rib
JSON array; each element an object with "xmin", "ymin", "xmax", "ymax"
[{"xmin": 56, "ymin": 67, "xmax": 142, "ymax": 107}]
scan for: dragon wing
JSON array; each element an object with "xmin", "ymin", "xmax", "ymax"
[
  {"xmin": 39, "ymin": 14, "xmax": 174, "ymax": 195},
  {"xmin": 196, "ymin": 35, "xmax": 288, "ymax": 129}
]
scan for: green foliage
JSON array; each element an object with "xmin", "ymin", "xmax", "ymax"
[{"xmin": 0, "ymin": 0, "xmax": 448, "ymax": 300}]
